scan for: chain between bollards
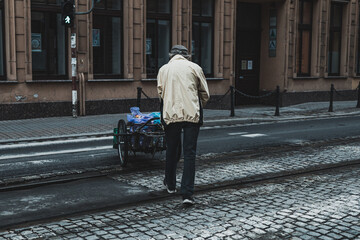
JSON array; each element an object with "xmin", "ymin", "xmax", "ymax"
[
  {"xmin": 229, "ymin": 86, "xmax": 279, "ymax": 117},
  {"xmin": 328, "ymin": 84, "xmax": 334, "ymax": 112}
]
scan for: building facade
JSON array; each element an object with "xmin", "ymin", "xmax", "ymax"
[{"xmin": 0, "ymin": 0, "xmax": 359, "ymax": 120}]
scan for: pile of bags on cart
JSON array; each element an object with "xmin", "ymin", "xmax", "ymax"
[
  {"xmin": 126, "ymin": 107, "xmax": 161, "ymax": 125},
  {"xmin": 127, "ymin": 107, "xmax": 164, "ymax": 150}
]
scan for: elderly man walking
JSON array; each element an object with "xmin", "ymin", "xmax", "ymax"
[{"xmin": 157, "ymin": 45, "xmax": 210, "ymax": 205}]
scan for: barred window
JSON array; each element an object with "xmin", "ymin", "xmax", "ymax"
[
  {"xmin": 146, "ymin": 0, "xmax": 172, "ymax": 78},
  {"xmin": 93, "ymin": 0, "xmax": 123, "ymax": 79}
]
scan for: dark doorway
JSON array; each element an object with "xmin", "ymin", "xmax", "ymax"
[{"xmin": 235, "ymin": 2, "xmax": 261, "ymax": 105}]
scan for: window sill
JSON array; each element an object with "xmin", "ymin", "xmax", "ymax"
[
  {"xmin": 26, "ymin": 80, "xmax": 72, "ymax": 83},
  {"xmin": 293, "ymin": 76, "xmax": 319, "ymax": 80},
  {"xmin": 324, "ymin": 76, "xmax": 348, "ymax": 79},
  {"xmin": 27, "ymin": 79, "xmax": 135, "ymax": 83},
  {"xmin": 88, "ymin": 78, "xmax": 134, "ymax": 82},
  {"xmin": 141, "ymin": 78, "xmax": 157, "ymax": 82},
  {"xmin": 141, "ymin": 78, "xmax": 227, "ymax": 82},
  {"xmin": 206, "ymin": 78, "xmax": 226, "ymax": 81},
  {"xmin": 0, "ymin": 80, "xmax": 18, "ymax": 84}
]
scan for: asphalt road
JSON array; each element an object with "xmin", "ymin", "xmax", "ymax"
[{"xmin": 1, "ymin": 115, "xmax": 360, "ymax": 180}]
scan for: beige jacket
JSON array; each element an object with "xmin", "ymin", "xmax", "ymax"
[{"xmin": 157, "ymin": 55, "xmax": 210, "ymax": 125}]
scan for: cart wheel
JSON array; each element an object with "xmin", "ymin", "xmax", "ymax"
[{"xmin": 117, "ymin": 119, "xmax": 128, "ymax": 167}]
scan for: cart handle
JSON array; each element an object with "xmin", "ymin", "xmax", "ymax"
[{"xmin": 134, "ymin": 117, "xmax": 161, "ymax": 133}]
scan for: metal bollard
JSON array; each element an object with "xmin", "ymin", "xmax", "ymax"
[
  {"xmin": 137, "ymin": 87, "xmax": 142, "ymax": 108},
  {"xmin": 357, "ymin": 82, "xmax": 360, "ymax": 108},
  {"xmin": 328, "ymin": 84, "xmax": 334, "ymax": 112},
  {"xmin": 230, "ymin": 86, "xmax": 235, "ymax": 117},
  {"xmin": 275, "ymin": 86, "xmax": 280, "ymax": 116}
]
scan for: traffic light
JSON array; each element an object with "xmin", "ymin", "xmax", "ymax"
[{"xmin": 62, "ymin": 0, "xmax": 75, "ymax": 27}]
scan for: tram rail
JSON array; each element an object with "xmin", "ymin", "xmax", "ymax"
[
  {"xmin": 1, "ymin": 135, "xmax": 359, "ymax": 192},
  {"xmin": 1, "ymin": 136, "xmax": 360, "ymax": 230}
]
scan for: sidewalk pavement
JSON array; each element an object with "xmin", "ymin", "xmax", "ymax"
[{"xmin": 0, "ymin": 101, "xmax": 359, "ymax": 144}]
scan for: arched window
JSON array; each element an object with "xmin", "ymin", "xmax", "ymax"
[
  {"xmin": 31, "ymin": 0, "xmax": 67, "ymax": 80},
  {"xmin": 192, "ymin": 0, "xmax": 214, "ymax": 76},
  {"xmin": 93, "ymin": 0, "xmax": 123, "ymax": 79},
  {"xmin": 146, "ymin": 0, "xmax": 172, "ymax": 78}
]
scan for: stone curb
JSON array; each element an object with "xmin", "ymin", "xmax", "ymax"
[{"xmin": 1, "ymin": 110, "xmax": 359, "ymax": 145}]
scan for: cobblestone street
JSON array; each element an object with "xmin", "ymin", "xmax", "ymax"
[
  {"xmin": 112, "ymin": 140, "xmax": 360, "ymax": 192},
  {"xmin": 1, "ymin": 163, "xmax": 360, "ymax": 239},
  {"xmin": 1, "ymin": 140, "xmax": 360, "ymax": 240}
]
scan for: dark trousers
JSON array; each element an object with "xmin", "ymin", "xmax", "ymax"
[{"xmin": 164, "ymin": 122, "xmax": 200, "ymax": 198}]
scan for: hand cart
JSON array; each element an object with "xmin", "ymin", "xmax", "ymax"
[{"xmin": 113, "ymin": 117, "xmax": 166, "ymax": 167}]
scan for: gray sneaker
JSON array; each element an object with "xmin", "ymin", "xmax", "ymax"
[
  {"xmin": 182, "ymin": 197, "xmax": 195, "ymax": 205},
  {"xmin": 163, "ymin": 179, "xmax": 177, "ymax": 194}
]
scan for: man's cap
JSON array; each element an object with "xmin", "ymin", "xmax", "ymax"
[{"xmin": 170, "ymin": 45, "xmax": 189, "ymax": 55}]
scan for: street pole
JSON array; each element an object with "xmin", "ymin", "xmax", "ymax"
[
  {"xmin": 69, "ymin": 0, "xmax": 97, "ymax": 117},
  {"xmin": 62, "ymin": 0, "xmax": 96, "ymax": 118},
  {"xmin": 71, "ymin": 14, "xmax": 77, "ymax": 118}
]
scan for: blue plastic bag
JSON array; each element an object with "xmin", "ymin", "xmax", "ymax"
[
  {"xmin": 127, "ymin": 107, "xmax": 161, "ymax": 124},
  {"xmin": 148, "ymin": 112, "xmax": 161, "ymax": 124}
]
